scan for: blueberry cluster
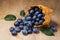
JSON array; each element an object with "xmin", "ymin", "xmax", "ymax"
[{"xmin": 9, "ymin": 6, "xmax": 45, "ymax": 36}]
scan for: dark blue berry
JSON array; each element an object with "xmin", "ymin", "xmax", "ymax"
[
  {"xmin": 14, "ymin": 21, "xmax": 19, "ymax": 26},
  {"xmin": 39, "ymin": 20, "xmax": 44, "ymax": 24},
  {"xmin": 37, "ymin": 14, "xmax": 43, "ymax": 17},
  {"xmin": 19, "ymin": 25, "xmax": 24, "ymax": 30},
  {"xmin": 34, "ymin": 11, "xmax": 40, "ymax": 15},
  {"xmin": 28, "ymin": 29, "xmax": 32, "ymax": 34},
  {"xmin": 11, "ymin": 30, "xmax": 17, "ymax": 36},
  {"xmin": 50, "ymin": 25, "xmax": 57, "ymax": 32},
  {"xmin": 32, "ymin": 15, "xmax": 37, "ymax": 20},
  {"xmin": 17, "ymin": 19, "xmax": 23, "ymax": 23},
  {"xmin": 25, "ymin": 16, "xmax": 31, "ymax": 21},
  {"xmin": 23, "ymin": 26, "xmax": 29, "ymax": 30},
  {"xmin": 36, "ymin": 18, "xmax": 39, "ymax": 21},
  {"xmin": 33, "ymin": 28, "xmax": 39, "ymax": 33},
  {"xmin": 9, "ymin": 27, "xmax": 15, "ymax": 32},
  {"xmin": 29, "ymin": 9, "xmax": 34, "ymax": 14},
  {"xmin": 34, "ymin": 21, "xmax": 39, "ymax": 25},
  {"xmin": 15, "ymin": 27, "xmax": 21, "ymax": 32},
  {"xmin": 22, "ymin": 30, "xmax": 28, "ymax": 35},
  {"xmin": 32, "ymin": 20, "xmax": 35, "ymax": 24}
]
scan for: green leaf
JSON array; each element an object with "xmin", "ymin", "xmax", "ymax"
[
  {"xmin": 20, "ymin": 10, "xmax": 25, "ymax": 17},
  {"xmin": 4, "ymin": 14, "xmax": 16, "ymax": 21},
  {"xmin": 41, "ymin": 26, "xmax": 54, "ymax": 36}
]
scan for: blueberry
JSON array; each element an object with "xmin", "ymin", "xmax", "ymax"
[
  {"xmin": 33, "ymin": 28, "xmax": 39, "ymax": 33},
  {"xmin": 9, "ymin": 27, "xmax": 15, "ymax": 32},
  {"xmin": 25, "ymin": 15, "xmax": 31, "ymax": 21},
  {"xmin": 27, "ymin": 21, "xmax": 33, "ymax": 26},
  {"xmin": 22, "ymin": 30, "xmax": 28, "ymax": 35},
  {"xmin": 23, "ymin": 20, "xmax": 28, "ymax": 25},
  {"xmin": 50, "ymin": 25, "xmax": 57, "ymax": 32},
  {"xmin": 23, "ymin": 26, "xmax": 29, "ymax": 30},
  {"xmin": 34, "ymin": 21, "xmax": 39, "ymax": 25},
  {"xmin": 11, "ymin": 30, "xmax": 17, "ymax": 36},
  {"xmin": 15, "ymin": 27, "xmax": 21, "ymax": 32},
  {"xmin": 17, "ymin": 19, "xmax": 23, "ymax": 23},
  {"xmin": 36, "ymin": 18, "xmax": 39, "ymax": 21},
  {"xmin": 19, "ymin": 25, "xmax": 24, "ymax": 30},
  {"xmin": 34, "ymin": 11, "xmax": 40, "ymax": 15},
  {"xmin": 20, "ymin": 22, "xmax": 24, "ymax": 25},
  {"xmin": 29, "ymin": 9, "xmax": 34, "ymax": 14},
  {"xmin": 28, "ymin": 29, "xmax": 32, "ymax": 34},
  {"xmin": 32, "ymin": 15, "xmax": 37, "ymax": 20},
  {"xmin": 32, "ymin": 20, "xmax": 35, "ymax": 24},
  {"xmin": 14, "ymin": 21, "xmax": 19, "ymax": 26},
  {"xmin": 39, "ymin": 20, "xmax": 44, "ymax": 25},
  {"xmin": 37, "ymin": 14, "xmax": 42, "ymax": 17}
]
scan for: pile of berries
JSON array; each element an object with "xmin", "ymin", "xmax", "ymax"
[{"xmin": 9, "ymin": 6, "xmax": 45, "ymax": 36}]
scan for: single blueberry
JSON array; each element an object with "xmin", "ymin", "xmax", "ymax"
[
  {"xmin": 36, "ymin": 18, "xmax": 39, "ymax": 21},
  {"xmin": 29, "ymin": 9, "xmax": 34, "ymax": 14},
  {"xmin": 50, "ymin": 25, "xmax": 57, "ymax": 32},
  {"xmin": 23, "ymin": 20, "xmax": 28, "ymax": 25},
  {"xmin": 11, "ymin": 30, "xmax": 17, "ymax": 36},
  {"xmin": 28, "ymin": 29, "xmax": 32, "ymax": 34},
  {"xmin": 39, "ymin": 20, "xmax": 44, "ymax": 25},
  {"xmin": 27, "ymin": 21, "xmax": 33, "ymax": 26},
  {"xmin": 9, "ymin": 27, "xmax": 15, "ymax": 32},
  {"xmin": 17, "ymin": 19, "xmax": 23, "ymax": 23},
  {"xmin": 33, "ymin": 28, "xmax": 39, "ymax": 33},
  {"xmin": 34, "ymin": 11, "xmax": 40, "ymax": 15},
  {"xmin": 32, "ymin": 15, "xmax": 37, "ymax": 20},
  {"xmin": 15, "ymin": 27, "xmax": 21, "ymax": 32},
  {"xmin": 23, "ymin": 26, "xmax": 29, "ymax": 30},
  {"xmin": 37, "ymin": 14, "xmax": 42, "ymax": 17},
  {"xmin": 34, "ymin": 21, "xmax": 39, "ymax": 25},
  {"xmin": 19, "ymin": 25, "xmax": 24, "ymax": 30},
  {"xmin": 32, "ymin": 20, "xmax": 35, "ymax": 24},
  {"xmin": 14, "ymin": 21, "xmax": 19, "ymax": 26},
  {"xmin": 25, "ymin": 15, "xmax": 31, "ymax": 21},
  {"xmin": 22, "ymin": 30, "xmax": 28, "ymax": 35},
  {"xmin": 20, "ymin": 22, "xmax": 24, "ymax": 25}
]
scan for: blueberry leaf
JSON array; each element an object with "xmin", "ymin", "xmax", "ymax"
[
  {"xmin": 41, "ymin": 26, "xmax": 54, "ymax": 36},
  {"xmin": 20, "ymin": 10, "xmax": 25, "ymax": 17},
  {"xmin": 4, "ymin": 14, "xmax": 16, "ymax": 21}
]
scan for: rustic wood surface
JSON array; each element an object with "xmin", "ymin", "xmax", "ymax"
[{"xmin": 0, "ymin": 0, "xmax": 60, "ymax": 40}]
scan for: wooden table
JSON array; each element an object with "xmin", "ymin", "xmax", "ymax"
[{"xmin": 0, "ymin": 0, "xmax": 60, "ymax": 40}]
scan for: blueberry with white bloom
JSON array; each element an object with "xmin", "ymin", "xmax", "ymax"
[
  {"xmin": 19, "ymin": 25, "xmax": 24, "ymax": 30},
  {"xmin": 14, "ymin": 21, "xmax": 19, "ymax": 26},
  {"xmin": 9, "ymin": 27, "xmax": 15, "ymax": 32},
  {"xmin": 34, "ymin": 21, "xmax": 39, "ymax": 25},
  {"xmin": 15, "ymin": 27, "xmax": 21, "ymax": 32},
  {"xmin": 34, "ymin": 11, "xmax": 40, "ymax": 15},
  {"xmin": 33, "ymin": 28, "xmax": 39, "ymax": 33},
  {"xmin": 17, "ymin": 19, "xmax": 23, "ymax": 23},
  {"xmin": 39, "ymin": 20, "xmax": 44, "ymax": 24},
  {"xmin": 50, "ymin": 25, "xmax": 57, "ymax": 32},
  {"xmin": 23, "ymin": 26, "xmax": 29, "ymax": 30},
  {"xmin": 22, "ymin": 30, "xmax": 28, "ymax": 35},
  {"xmin": 25, "ymin": 15, "xmax": 31, "ymax": 21},
  {"xmin": 32, "ymin": 15, "xmax": 37, "ymax": 20},
  {"xmin": 28, "ymin": 29, "xmax": 32, "ymax": 34},
  {"xmin": 29, "ymin": 9, "xmax": 34, "ymax": 14},
  {"xmin": 11, "ymin": 30, "xmax": 17, "ymax": 36}
]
